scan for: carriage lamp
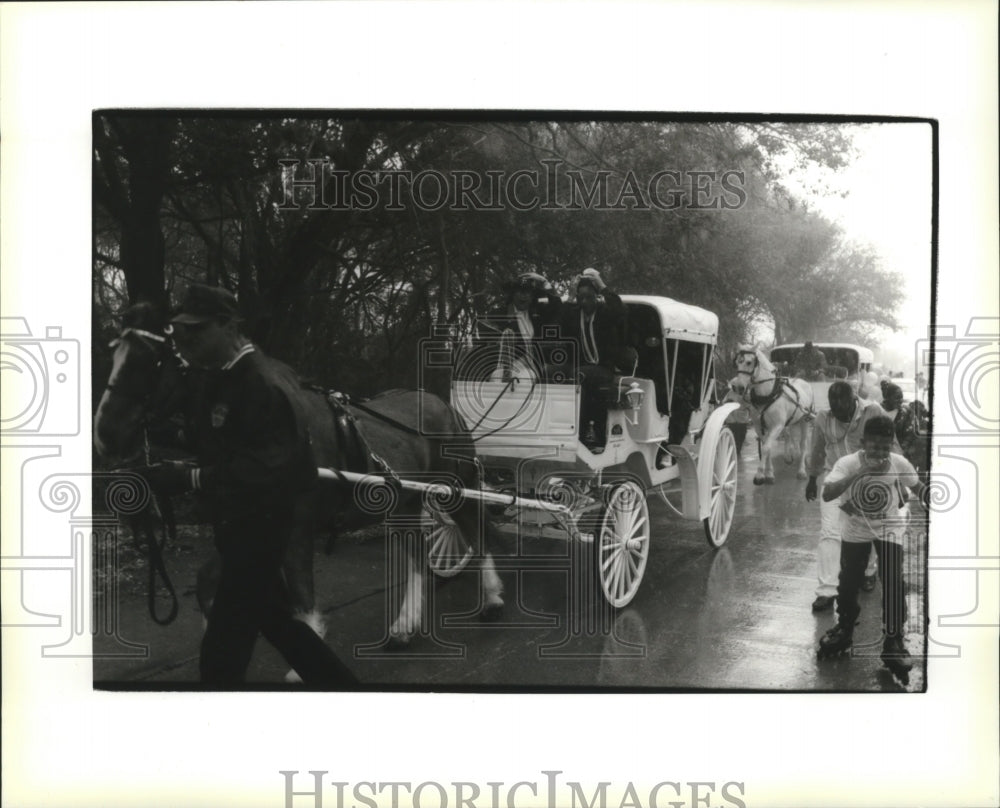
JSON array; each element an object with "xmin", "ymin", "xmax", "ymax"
[{"xmin": 625, "ymin": 382, "xmax": 644, "ymax": 424}]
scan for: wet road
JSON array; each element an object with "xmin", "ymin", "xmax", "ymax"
[{"xmin": 94, "ymin": 435, "xmax": 926, "ymax": 691}]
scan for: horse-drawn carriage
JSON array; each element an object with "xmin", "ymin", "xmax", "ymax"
[
  {"xmin": 95, "ymin": 295, "xmax": 740, "ymax": 652},
  {"xmin": 433, "ymin": 294, "xmax": 741, "ymax": 607},
  {"xmin": 728, "ymin": 342, "xmax": 879, "ymax": 486},
  {"xmin": 770, "ymin": 342, "xmax": 877, "ymax": 404}
]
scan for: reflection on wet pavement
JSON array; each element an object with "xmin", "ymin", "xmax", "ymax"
[{"xmin": 95, "ymin": 434, "xmax": 925, "ymax": 692}]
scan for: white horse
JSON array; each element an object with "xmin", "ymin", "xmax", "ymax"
[{"xmin": 730, "ymin": 347, "xmax": 815, "ymax": 485}]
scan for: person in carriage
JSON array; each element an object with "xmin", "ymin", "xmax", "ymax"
[
  {"xmin": 471, "ymin": 271, "xmax": 562, "ymax": 380},
  {"xmin": 793, "ymin": 340, "xmax": 829, "ymax": 381},
  {"xmin": 557, "ymin": 268, "xmax": 633, "ymax": 451},
  {"xmin": 134, "ymin": 284, "xmax": 357, "ymax": 687}
]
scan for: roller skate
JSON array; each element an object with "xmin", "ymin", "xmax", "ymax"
[
  {"xmin": 817, "ymin": 622, "xmax": 854, "ymax": 659},
  {"xmin": 880, "ymin": 635, "xmax": 912, "ymax": 685}
]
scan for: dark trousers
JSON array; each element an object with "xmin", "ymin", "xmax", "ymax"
[
  {"xmin": 836, "ymin": 539, "xmax": 906, "ymax": 638},
  {"xmin": 579, "ymin": 364, "xmax": 616, "ymax": 444},
  {"xmin": 200, "ymin": 509, "xmax": 357, "ymax": 687}
]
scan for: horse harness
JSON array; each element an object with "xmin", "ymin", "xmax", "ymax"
[
  {"xmin": 751, "ymin": 378, "xmax": 811, "ymax": 428},
  {"xmin": 323, "ymin": 390, "xmax": 428, "ymax": 482},
  {"xmin": 736, "ymin": 351, "xmax": 813, "ymax": 431}
]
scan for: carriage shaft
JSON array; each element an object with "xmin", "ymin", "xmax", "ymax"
[{"xmin": 317, "ymin": 467, "xmax": 577, "ymax": 523}]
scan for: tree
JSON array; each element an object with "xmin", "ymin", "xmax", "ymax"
[
  {"xmin": 93, "ymin": 117, "xmax": 175, "ymax": 309},
  {"xmin": 91, "ymin": 115, "xmax": 901, "ymax": 396}
]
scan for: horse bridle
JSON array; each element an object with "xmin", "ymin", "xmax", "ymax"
[
  {"xmin": 105, "ymin": 327, "xmax": 167, "ymax": 404},
  {"xmin": 734, "ymin": 350, "xmax": 777, "ymax": 389},
  {"xmin": 105, "ymin": 326, "xmax": 189, "ymax": 435},
  {"xmin": 105, "ymin": 325, "xmax": 183, "ymax": 625}
]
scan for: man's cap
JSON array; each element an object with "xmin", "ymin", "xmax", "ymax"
[
  {"xmin": 883, "ymin": 382, "xmax": 903, "ymax": 400},
  {"xmin": 170, "ymin": 284, "xmax": 240, "ymax": 324}
]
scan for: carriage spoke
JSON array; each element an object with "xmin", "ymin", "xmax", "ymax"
[
  {"xmin": 609, "ymin": 556, "xmax": 622, "ymax": 599},
  {"xmin": 619, "ymin": 501, "xmax": 639, "ymax": 537},
  {"xmin": 595, "ymin": 482, "xmax": 650, "ymax": 607},
  {"xmin": 703, "ymin": 427, "xmax": 737, "ymax": 548},
  {"xmin": 430, "ymin": 527, "xmax": 457, "ymax": 560},
  {"xmin": 429, "ymin": 528, "xmax": 447, "ymax": 558},
  {"xmin": 426, "ymin": 513, "xmax": 472, "ymax": 578},
  {"xmin": 625, "ymin": 550, "xmax": 639, "ymax": 582},
  {"xmin": 601, "ymin": 547, "xmax": 619, "ymax": 574}
]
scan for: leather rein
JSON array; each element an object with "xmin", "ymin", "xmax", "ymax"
[{"xmin": 106, "ymin": 326, "xmax": 181, "ymax": 626}]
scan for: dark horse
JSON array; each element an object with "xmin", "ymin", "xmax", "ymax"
[{"xmin": 93, "ymin": 303, "xmax": 505, "ymax": 662}]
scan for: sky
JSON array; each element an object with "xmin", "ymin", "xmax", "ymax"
[{"xmin": 779, "ymin": 122, "xmax": 934, "ymax": 376}]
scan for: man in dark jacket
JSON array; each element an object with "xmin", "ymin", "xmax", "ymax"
[
  {"xmin": 559, "ymin": 268, "xmax": 630, "ymax": 449},
  {"xmin": 137, "ymin": 284, "xmax": 356, "ymax": 687}
]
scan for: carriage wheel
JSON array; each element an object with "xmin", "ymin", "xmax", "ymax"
[
  {"xmin": 703, "ymin": 426, "xmax": 738, "ymax": 548},
  {"xmin": 425, "ymin": 507, "xmax": 473, "ymax": 577},
  {"xmin": 594, "ymin": 482, "xmax": 650, "ymax": 608}
]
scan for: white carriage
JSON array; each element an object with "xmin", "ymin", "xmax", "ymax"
[
  {"xmin": 429, "ymin": 295, "xmax": 741, "ymax": 608},
  {"xmin": 769, "ymin": 342, "xmax": 877, "ymax": 406}
]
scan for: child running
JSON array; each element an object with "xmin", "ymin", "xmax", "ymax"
[{"xmin": 816, "ymin": 415, "xmax": 926, "ymax": 683}]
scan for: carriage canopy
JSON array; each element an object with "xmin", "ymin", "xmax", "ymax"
[{"xmin": 621, "ymin": 295, "xmax": 719, "ymax": 344}]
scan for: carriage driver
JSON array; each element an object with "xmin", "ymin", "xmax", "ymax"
[
  {"xmin": 136, "ymin": 284, "xmax": 357, "ymax": 687},
  {"xmin": 794, "ymin": 341, "xmax": 828, "ymax": 381}
]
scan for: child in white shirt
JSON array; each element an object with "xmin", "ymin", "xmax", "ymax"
[{"xmin": 817, "ymin": 415, "xmax": 925, "ymax": 682}]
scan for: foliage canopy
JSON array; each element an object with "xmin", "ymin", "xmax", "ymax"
[{"xmin": 93, "ymin": 115, "xmax": 905, "ymax": 394}]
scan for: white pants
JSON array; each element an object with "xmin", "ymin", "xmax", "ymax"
[{"xmin": 817, "ymin": 496, "xmax": 878, "ymax": 597}]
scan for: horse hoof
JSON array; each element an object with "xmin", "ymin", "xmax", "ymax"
[
  {"xmin": 386, "ymin": 634, "xmax": 412, "ymax": 651},
  {"xmin": 479, "ymin": 603, "xmax": 504, "ymax": 623},
  {"xmin": 796, "ymin": 471, "xmax": 808, "ymax": 480},
  {"xmin": 753, "ymin": 477, "xmax": 765, "ymax": 486}
]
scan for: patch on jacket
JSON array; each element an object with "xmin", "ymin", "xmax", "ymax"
[{"xmin": 211, "ymin": 403, "xmax": 229, "ymax": 428}]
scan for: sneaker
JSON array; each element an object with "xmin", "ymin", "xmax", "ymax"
[
  {"xmin": 862, "ymin": 573, "xmax": 877, "ymax": 592},
  {"xmin": 818, "ymin": 622, "xmax": 854, "ymax": 657},
  {"xmin": 811, "ymin": 595, "xmax": 835, "ymax": 612}
]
